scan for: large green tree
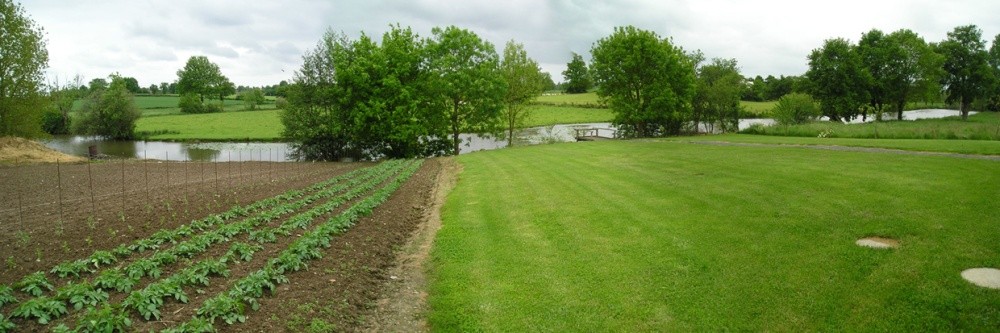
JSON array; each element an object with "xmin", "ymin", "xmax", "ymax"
[
  {"xmin": 693, "ymin": 58, "xmax": 744, "ymax": 133},
  {"xmin": 886, "ymin": 29, "xmax": 944, "ymax": 119},
  {"xmin": 427, "ymin": 26, "xmax": 505, "ymax": 155},
  {"xmin": 73, "ymin": 75, "xmax": 142, "ymax": 140},
  {"xmin": 857, "ymin": 29, "xmax": 895, "ymax": 120},
  {"xmin": 938, "ymin": 25, "xmax": 992, "ymax": 120},
  {"xmin": 806, "ymin": 38, "xmax": 871, "ymax": 122},
  {"xmin": 500, "ymin": 40, "xmax": 545, "ymax": 146},
  {"xmin": 590, "ymin": 26, "xmax": 696, "ymax": 137},
  {"xmin": 282, "ymin": 26, "xmax": 451, "ymax": 160},
  {"xmin": 562, "ymin": 52, "xmax": 592, "ymax": 94},
  {"xmin": 176, "ymin": 56, "xmax": 230, "ymax": 112},
  {"xmin": 0, "ymin": 0, "xmax": 48, "ymax": 138}
]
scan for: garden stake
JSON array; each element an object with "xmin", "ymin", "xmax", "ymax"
[
  {"xmin": 121, "ymin": 158, "xmax": 126, "ymax": 219},
  {"xmin": 57, "ymin": 158, "xmax": 64, "ymax": 224},
  {"xmin": 88, "ymin": 158, "xmax": 96, "ymax": 216}
]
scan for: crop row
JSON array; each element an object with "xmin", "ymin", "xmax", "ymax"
[
  {"xmin": 171, "ymin": 159, "xmax": 424, "ymax": 332},
  {"xmin": 0, "ymin": 160, "xmax": 415, "ymax": 332}
]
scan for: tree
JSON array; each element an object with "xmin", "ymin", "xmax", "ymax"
[
  {"xmin": 240, "ymin": 88, "xmax": 265, "ymax": 110},
  {"xmin": 283, "ymin": 26, "xmax": 451, "ymax": 160},
  {"xmin": 562, "ymin": 52, "xmax": 592, "ymax": 93},
  {"xmin": 693, "ymin": 58, "xmax": 744, "ymax": 133},
  {"xmin": 857, "ymin": 29, "xmax": 895, "ymax": 120},
  {"xmin": 122, "ymin": 77, "xmax": 141, "ymax": 94},
  {"xmin": 771, "ymin": 93, "xmax": 820, "ymax": 125},
  {"xmin": 0, "ymin": 0, "xmax": 49, "ymax": 138},
  {"xmin": 73, "ymin": 75, "xmax": 141, "ymax": 140},
  {"xmin": 42, "ymin": 76, "xmax": 83, "ymax": 135},
  {"xmin": 159, "ymin": 82, "xmax": 169, "ymax": 95},
  {"xmin": 987, "ymin": 34, "xmax": 1000, "ymax": 111},
  {"xmin": 541, "ymin": 72, "xmax": 557, "ymax": 91},
  {"xmin": 590, "ymin": 26, "xmax": 696, "ymax": 137},
  {"xmin": 149, "ymin": 84, "xmax": 159, "ymax": 95},
  {"xmin": 88, "ymin": 78, "xmax": 108, "ymax": 93},
  {"xmin": 938, "ymin": 25, "xmax": 992, "ymax": 120},
  {"xmin": 176, "ymin": 56, "xmax": 230, "ymax": 112},
  {"xmin": 427, "ymin": 26, "xmax": 505, "ymax": 155},
  {"xmin": 886, "ymin": 29, "xmax": 943, "ymax": 120},
  {"xmin": 500, "ymin": 40, "xmax": 545, "ymax": 146},
  {"xmin": 806, "ymin": 38, "xmax": 870, "ymax": 122}
]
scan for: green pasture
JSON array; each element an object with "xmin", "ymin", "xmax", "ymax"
[
  {"xmin": 524, "ymin": 105, "xmax": 613, "ymax": 127},
  {"xmin": 743, "ymin": 112, "xmax": 1000, "ymax": 141},
  {"xmin": 534, "ymin": 92, "xmax": 602, "ymax": 106},
  {"xmin": 135, "ymin": 110, "xmax": 283, "ymax": 141},
  {"xmin": 429, "ymin": 139, "xmax": 1000, "ymax": 331},
  {"xmin": 742, "ymin": 100, "xmax": 777, "ymax": 115}
]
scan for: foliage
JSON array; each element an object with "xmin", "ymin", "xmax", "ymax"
[
  {"xmin": 16, "ymin": 271, "xmax": 54, "ymax": 296},
  {"xmin": 283, "ymin": 26, "xmax": 452, "ymax": 160},
  {"xmin": 770, "ymin": 93, "xmax": 820, "ymax": 125},
  {"xmin": 198, "ymin": 294, "xmax": 246, "ymax": 325},
  {"xmin": 427, "ymin": 25, "xmax": 506, "ymax": 154},
  {"xmin": 562, "ymin": 52, "xmax": 592, "ymax": 94},
  {"xmin": 163, "ymin": 317, "xmax": 216, "ymax": 333},
  {"xmin": 178, "ymin": 93, "xmax": 223, "ymax": 114},
  {"xmin": 590, "ymin": 25, "xmax": 696, "ymax": 137},
  {"xmin": 123, "ymin": 279, "xmax": 188, "ymax": 320},
  {"xmin": 743, "ymin": 111, "xmax": 1000, "ymax": 140},
  {"xmin": 806, "ymin": 38, "xmax": 871, "ymax": 122},
  {"xmin": 240, "ymin": 88, "xmax": 266, "ymax": 110},
  {"xmin": 989, "ymin": 33, "xmax": 1000, "ymax": 111},
  {"xmin": 11, "ymin": 296, "xmax": 67, "ymax": 324},
  {"xmin": 500, "ymin": 40, "xmax": 545, "ymax": 146},
  {"xmin": 54, "ymin": 281, "xmax": 109, "ymax": 310},
  {"xmin": 742, "ymin": 75, "xmax": 802, "ymax": 101},
  {"xmin": 75, "ymin": 303, "xmax": 132, "ymax": 333},
  {"xmin": 177, "ymin": 56, "xmax": 232, "ymax": 112},
  {"xmin": 73, "ymin": 74, "xmax": 142, "ymax": 140},
  {"xmin": 885, "ymin": 29, "xmax": 944, "ymax": 120},
  {"xmin": 0, "ymin": 313, "xmax": 13, "ymax": 332},
  {"xmin": 274, "ymin": 97, "xmax": 288, "ymax": 110},
  {"xmin": 50, "ymin": 259, "xmax": 93, "ymax": 278},
  {"xmin": 0, "ymin": 284, "xmax": 16, "ymax": 307},
  {"xmin": 938, "ymin": 25, "xmax": 993, "ymax": 120},
  {"xmin": 694, "ymin": 58, "xmax": 744, "ymax": 133},
  {"xmin": 0, "ymin": 0, "xmax": 49, "ymax": 138},
  {"xmin": 93, "ymin": 269, "xmax": 137, "ymax": 293}
]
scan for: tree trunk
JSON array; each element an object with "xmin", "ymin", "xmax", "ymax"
[
  {"xmin": 961, "ymin": 98, "xmax": 970, "ymax": 121},
  {"xmin": 896, "ymin": 101, "xmax": 905, "ymax": 121}
]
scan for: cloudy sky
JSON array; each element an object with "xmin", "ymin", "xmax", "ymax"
[{"xmin": 20, "ymin": 0, "xmax": 1000, "ymax": 87}]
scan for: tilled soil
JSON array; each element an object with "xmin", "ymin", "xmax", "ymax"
[
  {"xmin": 0, "ymin": 158, "xmax": 441, "ymax": 332},
  {"xmin": 0, "ymin": 161, "xmax": 367, "ymax": 284}
]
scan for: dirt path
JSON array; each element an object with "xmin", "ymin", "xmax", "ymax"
[
  {"xmin": 362, "ymin": 157, "xmax": 460, "ymax": 333},
  {"xmin": 677, "ymin": 140, "xmax": 1000, "ymax": 161}
]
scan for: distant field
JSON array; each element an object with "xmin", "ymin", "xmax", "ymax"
[
  {"xmin": 742, "ymin": 101, "xmax": 776, "ymax": 115},
  {"xmin": 73, "ymin": 95, "xmax": 276, "ymax": 117},
  {"xmin": 535, "ymin": 92, "xmax": 602, "ymax": 106},
  {"xmin": 136, "ymin": 110, "xmax": 283, "ymax": 141},
  {"xmin": 525, "ymin": 105, "xmax": 613, "ymax": 127}
]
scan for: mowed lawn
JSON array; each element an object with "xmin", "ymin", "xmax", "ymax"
[
  {"xmin": 429, "ymin": 139, "xmax": 1000, "ymax": 331},
  {"xmin": 136, "ymin": 109, "xmax": 283, "ymax": 140}
]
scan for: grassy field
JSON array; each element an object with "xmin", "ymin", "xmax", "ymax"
[
  {"xmin": 136, "ymin": 109, "xmax": 283, "ymax": 141},
  {"xmin": 525, "ymin": 105, "xmax": 613, "ymax": 127},
  {"xmin": 534, "ymin": 92, "xmax": 602, "ymax": 106},
  {"xmin": 742, "ymin": 100, "xmax": 777, "ymax": 115},
  {"xmin": 429, "ymin": 139, "xmax": 1000, "ymax": 331},
  {"xmin": 74, "ymin": 95, "xmax": 276, "ymax": 117},
  {"xmin": 671, "ymin": 134, "xmax": 1000, "ymax": 155},
  {"xmin": 743, "ymin": 112, "xmax": 1000, "ymax": 141}
]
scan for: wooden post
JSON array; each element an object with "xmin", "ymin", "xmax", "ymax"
[{"xmin": 57, "ymin": 158, "xmax": 64, "ymax": 224}]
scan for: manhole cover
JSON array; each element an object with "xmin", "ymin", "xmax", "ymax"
[
  {"xmin": 855, "ymin": 237, "xmax": 899, "ymax": 249},
  {"xmin": 961, "ymin": 268, "xmax": 1000, "ymax": 289}
]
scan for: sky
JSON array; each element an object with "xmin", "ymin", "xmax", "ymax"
[{"xmin": 19, "ymin": 0, "xmax": 1000, "ymax": 88}]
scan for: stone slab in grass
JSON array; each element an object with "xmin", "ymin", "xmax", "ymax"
[
  {"xmin": 856, "ymin": 237, "xmax": 899, "ymax": 249},
  {"xmin": 961, "ymin": 268, "xmax": 1000, "ymax": 289}
]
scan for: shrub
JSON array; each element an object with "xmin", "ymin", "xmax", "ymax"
[
  {"xmin": 274, "ymin": 97, "xmax": 288, "ymax": 110},
  {"xmin": 72, "ymin": 75, "xmax": 142, "ymax": 140},
  {"xmin": 772, "ymin": 93, "xmax": 820, "ymax": 125},
  {"xmin": 180, "ymin": 93, "xmax": 223, "ymax": 113}
]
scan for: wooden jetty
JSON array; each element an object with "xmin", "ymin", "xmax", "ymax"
[{"xmin": 574, "ymin": 128, "xmax": 618, "ymax": 141}]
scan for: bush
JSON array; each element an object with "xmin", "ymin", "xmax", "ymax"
[
  {"xmin": 274, "ymin": 97, "xmax": 288, "ymax": 110},
  {"xmin": 72, "ymin": 75, "xmax": 141, "ymax": 140},
  {"xmin": 41, "ymin": 110, "xmax": 69, "ymax": 135},
  {"xmin": 772, "ymin": 93, "xmax": 820, "ymax": 125},
  {"xmin": 240, "ymin": 88, "xmax": 266, "ymax": 111},
  {"xmin": 180, "ymin": 93, "xmax": 223, "ymax": 113}
]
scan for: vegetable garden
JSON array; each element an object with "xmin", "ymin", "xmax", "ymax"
[{"xmin": 0, "ymin": 159, "xmax": 434, "ymax": 332}]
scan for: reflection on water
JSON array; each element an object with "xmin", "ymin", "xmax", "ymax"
[
  {"xmin": 39, "ymin": 110, "xmax": 967, "ymax": 160},
  {"xmin": 42, "ymin": 136, "xmax": 295, "ymax": 162}
]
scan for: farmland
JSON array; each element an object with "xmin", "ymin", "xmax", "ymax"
[{"xmin": 0, "ymin": 158, "xmax": 441, "ymax": 332}]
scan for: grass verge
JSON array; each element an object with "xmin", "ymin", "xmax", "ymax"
[
  {"xmin": 742, "ymin": 112, "xmax": 1000, "ymax": 141},
  {"xmin": 670, "ymin": 134, "xmax": 1000, "ymax": 155},
  {"xmin": 429, "ymin": 140, "xmax": 1000, "ymax": 331}
]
